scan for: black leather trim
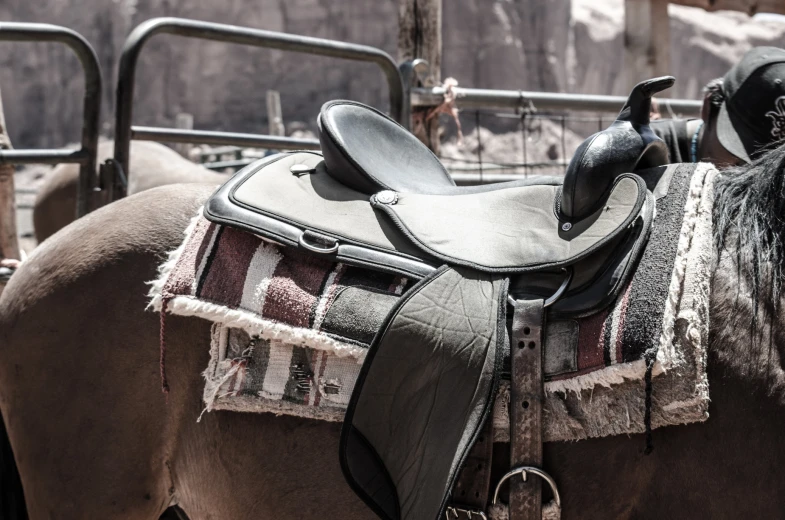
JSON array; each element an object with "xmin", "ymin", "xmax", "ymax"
[
  {"xmin": 342, "ymin": 425, "xmax": 401, "ymax": 520},
  {"xmin": 337, "ymin": 244, "xmax": 435, "ymax": 279}
]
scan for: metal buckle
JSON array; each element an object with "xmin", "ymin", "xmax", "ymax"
[
  {"xmin": 298, "ymin": 231, "xmax": 339, "ymax": 254},
  {"xmin": 444, "ymin": 506, "xmax": 488, "ymax": 519},
  {"xmin": 507, "ymin": 266, "xmax": 573, "ymax": 308},
  {"xmin": 492, "ymin": 466, "xmax": 561, "ymax": 508}
]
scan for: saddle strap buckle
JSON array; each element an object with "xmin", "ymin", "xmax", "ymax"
[
  {"xmin": 507, "ymin": 267, "xmax": 573, "ymax": 308},
  {"xmin": 298, "ymin": 230, "xmax": 339, "ymax": 255},
  {"xmin": 445, "ymin": 506, "xmax": 488, "ymax": 520},
  {"xmin": 492, "ymin": 466, "xmax": 561, "ymax": 508}
]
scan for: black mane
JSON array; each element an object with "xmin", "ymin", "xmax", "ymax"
[{"xmin": 714, "ymin": 141, "xmax": 785, "ymax": 337}]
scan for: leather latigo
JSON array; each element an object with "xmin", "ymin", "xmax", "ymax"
[
  {"xmin": 510, "ymin": 300, "xmax": 545, "ymax": 520},
  {"xmin": 451, "ymin": 418, "xmax": 494, "ymax": 511}
]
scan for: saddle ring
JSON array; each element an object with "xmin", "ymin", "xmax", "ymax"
[
  {"xmin": 298, "ymin": 232, "xmax": 339, "ymax": 255},
  {"xmin": 507, "ymin": 266, "xmax": 573, "ymax": 308},
  {"xmin": 492, "ymin": 466, "xmax": 561, "ymax": 508}
]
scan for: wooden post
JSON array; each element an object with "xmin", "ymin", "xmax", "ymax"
[
  {"xmin": 0, "ymin": 88, "xmax": 19, "ymax": 266},
  {"xmin": 399, "ymin": 0, "xmax": 442, "ymax": 152},
  {"xmin": 624, "ymin": 0, "xmax": 672, "ymax": 95},
  {"xmin": 174, "ymin": 112, "xmax": 194, "ymax": 157},
  {"xmin": 266, "ymin": 90, "xmax": 285, "ymax": 137}
]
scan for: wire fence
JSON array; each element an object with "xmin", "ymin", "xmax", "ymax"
[{"xmin": 439, "ymin": 109, "xmax": 612, "ymax": 179}]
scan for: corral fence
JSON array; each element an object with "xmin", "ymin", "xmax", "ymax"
[
  {"xmin": 414, "ymin": 84, "xmax": 701, "ymax": 181},
  {"xmin": 1, "ymin": 17, "xmax": 702, "ymax": 224},
  {"xmin": 108, "ymin": 17, "xmax": 406, "ymax": 208},
  {"xmin": 0, "ymin": 22, "xmax": 101, "ymax": 218},
  {"xmin": 196, "ymin": 83, "xmax": 702, "ymax": 182}
]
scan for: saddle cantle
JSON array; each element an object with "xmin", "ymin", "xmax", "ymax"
[
  {"xmin": 318, "ymin": 100, "xmax": 457, "ymax": 194},
  {"xmin": 203, "ymin": 77, "xmax": 672, "ymax": 520}
]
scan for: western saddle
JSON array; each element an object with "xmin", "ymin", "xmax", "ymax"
[{"xmin": 204, "ymin": 76, "xmax": 675, "ymax": 520}]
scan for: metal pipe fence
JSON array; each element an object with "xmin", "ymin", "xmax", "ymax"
[
  {"xmin": 112, "ymin": 17, "xmax": 404, "ymax": 201},
  {"xmin": 0, "ymin": 22, "xmax": 102, "ymax": 217},
  {"xmin": 411, "ymin": 86, "xmax": 702, "ymax": 116},
  {"xmin": 132, "ymin": 127, "xmax": 320, "ymax": 151}
]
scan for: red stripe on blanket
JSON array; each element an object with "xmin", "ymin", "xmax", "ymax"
[
  {"xmin": 198, "ymin": 227, "xmax": 260, "ymax": 306},
  {"xmin": 262, "ymin": 248, "xmax": 333, "ymax": 328},
  {"xmin": 164, "ymin": 218, "xmax": 215, "ymax": 298},
  {"xmin": 614, "ymin": 284, "xmax": 632, "ymax": 364},
  {"xmin": 576, "ymin": 309, "xmax": 610, "ymax": 372}
]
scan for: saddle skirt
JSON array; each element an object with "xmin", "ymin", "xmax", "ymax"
[{"xmin": 151, "ymin": 97, "xmax": 712, "ymax": 520}]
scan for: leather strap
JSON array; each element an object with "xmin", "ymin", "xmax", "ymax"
[
  {"xmin": 450, "ymin": 417, "xmax": 494, "ymax": 514},
  {"xmin": 509, "ymin": 299, "xmax": 545, "ymax": 520}
]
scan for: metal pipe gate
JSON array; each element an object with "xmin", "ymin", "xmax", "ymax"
[
  {"xmin": 0, "ymin": 22, "xmax": 102, "ymax": 218},
  {"xmin": 111, "ymin": 17, "xmax": 405, "ymax": 200},
  {"xmin": 411, "ymin": 85, "xmax": 702, "ymax": 116}
]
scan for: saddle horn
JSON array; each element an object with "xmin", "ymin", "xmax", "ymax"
[
  {"xmin": 560, "ymin": 76, "xmax": 674, "ymax": 220},
  {"xmin": 617, "ymin": 76, "xmax": 675, "ymax": 125}
]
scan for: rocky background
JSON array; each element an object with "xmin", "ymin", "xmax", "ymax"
[{"xmin": 0, "ymin": 0, "xmax": 784, "ymax": 149}]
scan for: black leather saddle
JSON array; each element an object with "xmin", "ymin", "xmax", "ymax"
[
  {"xmin": 205, "ymin": 80, "xmax": 666, "ymax": 314},
  {"xmin": 204, "ymin": 76, "xmax": 674, "ymax": 520}
]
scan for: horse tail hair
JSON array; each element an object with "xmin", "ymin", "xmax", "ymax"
[{"xmin": 0, "ymin": 411, "xmax": 27, "ymax": 520}]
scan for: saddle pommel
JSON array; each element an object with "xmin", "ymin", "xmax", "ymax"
[
  {"xmin": 560, "ymin": 76, "xmax": 674, "ymax": 220},
  {"xmin": 617, "ymin": 76, "xmax": 675, "ymax": 125}
]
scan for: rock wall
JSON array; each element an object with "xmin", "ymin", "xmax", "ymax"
[
  {"xmin": 569, "ymin": 0, "xmax": 785, "ymax": 100},
  {"xmin": 0, "ymin": 0, "xmax": 783, "ymax": 148}
]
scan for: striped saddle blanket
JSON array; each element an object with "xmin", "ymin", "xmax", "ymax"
[{"xmin": 149, "ymin": 163, "xmax": 715, "ymax": 442}]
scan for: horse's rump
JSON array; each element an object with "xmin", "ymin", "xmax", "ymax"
[{"xmin": 148, "ymin": 162, "xmax": 715, "ymax": 443}]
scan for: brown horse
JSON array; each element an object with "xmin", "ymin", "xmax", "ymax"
[
  {"xmin": 2, "ymin": 145, "xmax": 785, "ymax": 519},
  {"xmin": 32, "ymin": 140, "xmax": 225, "ymax": 242}
]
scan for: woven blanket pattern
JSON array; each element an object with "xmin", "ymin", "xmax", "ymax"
[{"xmin": 149, "ymin": 163, "xmax": 715, "ymax": 441}]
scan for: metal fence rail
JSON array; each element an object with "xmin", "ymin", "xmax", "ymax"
[
  {"xmin": 0, "ymin": 22, "xmax": 102, "ymax": 217},
  {"xmin": 112, "ymin": 17, "xmax": 404, "ymax": 201},
  {"xmin": 132, "ymin": 127, "xmax": 320, "ymax": 151},
  {"xmin": 411, "ymin": 86, "xmax": 702, "ymax": 117},
  {"xmin": 405, "ymin": 79, "xmax": 702, "ymax": 183}
]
